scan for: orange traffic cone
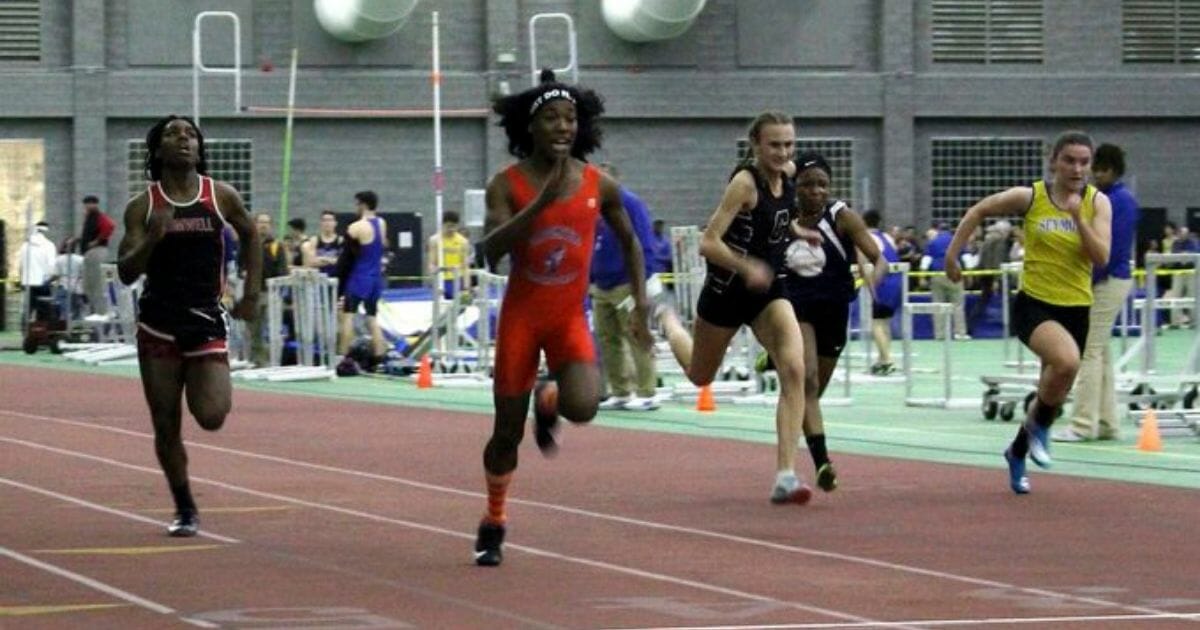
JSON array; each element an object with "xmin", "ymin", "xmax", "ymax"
[
  {"xmin": 696, "ymin": 384, "xmax": 716, "ymax": 412},
  {"xmin": 1137, "ymin": 408, "xmax": 1162, "ymax": 452},
  {"xmin": 416, "ymin": 355, "xmax": 434, "ymax": 389}
]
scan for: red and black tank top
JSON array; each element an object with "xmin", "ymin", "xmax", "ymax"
[{"xmin": 141, "ymin": 176, "xmax": 227, "ymax": 309}]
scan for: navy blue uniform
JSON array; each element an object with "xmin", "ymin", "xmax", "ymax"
[
  {"xmin": 137, "ymin": 176, "xmax": 229, "ymax": 359},
  {"xmin": 696, "ymin": 165, "xmax": 794, "ymax": 328},
  {"xmin": 785, "ymin": 200, "xmax": 857, "ymax": 358}
]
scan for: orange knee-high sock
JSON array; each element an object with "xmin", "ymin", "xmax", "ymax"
[{"xmin": 484, "ymin": 472, "xmax": 512, "ymax": 525}]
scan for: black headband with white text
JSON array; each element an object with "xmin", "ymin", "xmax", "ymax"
[{"xmin": 529, "ymin": 88, "xmax": 576, "ymax": 115}]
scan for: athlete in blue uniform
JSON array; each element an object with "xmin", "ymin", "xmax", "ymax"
[
  {"xmin": 338, "ymin": 191, "xmax": 389, "ymax": 360},
  {"xmin": 117, "ymin": 115, "xmax": 262, "ymax": 537}
]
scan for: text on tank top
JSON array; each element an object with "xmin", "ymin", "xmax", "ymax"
[
  {"xmin": 503, "ymin": 163, "xmax": 601, "ymax": 310},
  {"xmin": 705, "ymin": 165, "xmax": 795, "ymax": 292},
  {"xmin": 1021, "ymin": 180, "xmax": 1097, "ymax": 307},
  {"xmin": 142, "ymin": 176, "xmax": 226, "ymax": 309}
]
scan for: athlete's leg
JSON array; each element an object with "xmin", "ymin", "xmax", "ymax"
[
  {"xmin": 1011, "ymin": 320, "xmax": 1080, "ymax": 468},
  {"xmin": 137, "ymin": 342, "xmax": 200, "ymax": 532},
  {"xmin": 871, "ymin": 318, "xmax": 893, "ymax": 366},
  {"xmin": 554, "ymin": 361, "xmax": 601, "ymax": 423},
  {"xmin": 365, "ymin": 315, "xmax": 386, "ymax": 358},
  {"xmin": 660, "ymin": 308, "xmax": 738, "ymax": 386},
  {"xmin": 183, "ymin": 357, "xmax": 232, "ymax": 431},
  {"xmin": 750, "ymin": 300, "xmax": 807, "ymax": 483}
]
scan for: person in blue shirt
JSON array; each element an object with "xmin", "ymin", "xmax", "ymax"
[
  {"xmin": 651, "ymin": 219, "xmax": 673, "ymax": 274},
  {"xmin": 1054, "ymin": 143, "xmax": 1138, "ymax": 442},
  {"xmin": 591, "ymin": 163, "xmax": 660, "ymax": 411},
  {"xmin": 925, "ymin": 223, "xmax": 970, "ymax": 339}
]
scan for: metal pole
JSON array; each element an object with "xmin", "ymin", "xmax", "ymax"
[
  {"xmin": 430, "ymin": 11, "xmax": 445, "ymax": 358},
  {"xmin": 278, "ymin": 48, "xmax": 298, "ymax": 230}
]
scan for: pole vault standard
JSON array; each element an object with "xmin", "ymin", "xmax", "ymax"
[{"xmin": 430, "ymin": 10, "xmax": 445, "ymax": 359}]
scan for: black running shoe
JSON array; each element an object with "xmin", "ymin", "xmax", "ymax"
[
  {"xmin": 533, "ymin": 381, "xmax": 560, "ymax": 457},
  {"xmin": 167, "ymin": 510, "xmax": 199, "ymax": 537},
  {"xmin": 816, "ymin": 463, "xmax": 838, "ymax": 492},
  {"xmin": 474, "ymin": 521, "xmax": 506, "ymax": 566}
]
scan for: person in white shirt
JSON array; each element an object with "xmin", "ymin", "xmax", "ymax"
[{"xmin": 17, "ymin": 222, "xmax": 59, "ymax": 321}]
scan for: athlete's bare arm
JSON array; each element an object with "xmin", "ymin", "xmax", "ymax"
[
  {"xmin": 699, "ymin": 170, "xmax": 774, "ymax": 291},
  {"xmin": 216, "ymin": 181, "xmax": 262, "ymax": 320},
  {"xmin": 946, "ymin": 186, "xmax": 1034, "ymax": 282},
  {"xmin": 117, "ymin": 192, "xmax": 161, "ymax": 285},
  {"xmin": 839, "ymin": 208, "xmax": 887, "ymax": 290}
]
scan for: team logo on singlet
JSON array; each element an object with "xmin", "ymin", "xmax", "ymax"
[{"xmin": 523, "ymin": 226, "xmax": 581, "ymax": 285}]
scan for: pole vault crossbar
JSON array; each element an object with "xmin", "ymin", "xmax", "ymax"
[{"xmin": 240, "ymin": 106, "xmax": 489, "ymax": 118}]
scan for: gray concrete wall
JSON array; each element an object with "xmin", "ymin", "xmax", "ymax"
[{"xmin": 3, "ymin": 0, "xmax": 1199, "ymax": 244}]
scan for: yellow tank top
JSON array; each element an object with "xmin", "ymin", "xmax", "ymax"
[
  {"xmin": 432, "ymin": 232, "xmax": 471, "ymax": 280},
  {"xmin": 1021, "ymin": 180, "xmax": 1096, "ymax": 306}
]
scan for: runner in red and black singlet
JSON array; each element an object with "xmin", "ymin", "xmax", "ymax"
[
  {"xmin": 117, "ymin": 115, "xmax": 262, "ymax": 538},
  {"xmin": 471, "ymin": 70, "xmax": 652, "ymax": 567}
]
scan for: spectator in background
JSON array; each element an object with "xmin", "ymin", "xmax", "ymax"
[
  {"xmin": 285, "ymin": 217, "xmax": 307, "ymax": 267},
  {"xmin": 970, "ymin": 219, "xmax": 1012, "ymax": 322},
  {"xmin": 79, "ymin": 195, "xmax": 116, "ymax": 317},
  {"xmin": 592, "ymin": 163, "xmax": 660, "ymax": 411},
  {"xmin": 301, "ymin": 209, "xmax": 343, "ymax": 278},
  {"xmin": 925, "ymin": 222, "xmax": 970, "ymax": 339},
  {"xmin": 650, "ymin": 218, "xmax": 673, "ymax": 274},
  {"xmin": 55, "ymin": 235, "xmax": 86, "ymax": 316},
  {"xmin": 18, "ymin": 221, "xmax": 58, "ymax": 322},
  {"xmin": 1165, "ymin": 226, "xmax": 1199, "ymax": 327},
  {"xmin": 426, "ymin": 210, "xmax": 472, "ymax": 299},
  {"xmin": 247, "ymin": 212, "xmax": 290, "ymax": 366},
  {"xmin": 1056, "ymin": 143, "xmax": 1139, "ymax": 442},
  {"xmin": 863, "ymin": 211, "xmax": 902, "ymax": 375}
]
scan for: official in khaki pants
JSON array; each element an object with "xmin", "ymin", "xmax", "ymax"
[
  {"xmin": 591, "ymin": 163, "xmax": 659, "ymax": 411},
  {"xmin": 1057, "ymin": 143, "xmax": 1139, "ymax": 442}
]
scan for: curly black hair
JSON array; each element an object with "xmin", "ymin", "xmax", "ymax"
[
  {"xmin": 144, "ymin": 114, "xmax": 208, "ymax": 181},
  {"xmin": 492, "ymin": 69, "xmax": 605, "ymax": 159}
]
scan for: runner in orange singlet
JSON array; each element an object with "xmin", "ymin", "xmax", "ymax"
[{"xmin": 473, "ymin": 70, "xmax": 652, "ymax": 566}]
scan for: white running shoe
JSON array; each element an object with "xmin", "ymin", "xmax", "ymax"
[
  {"xmin": 598, "ymin": 396, "xmax": 630, "ymax": 411},
  {"xmin": 622, "ymin": 396, "xmax": 660, "ymax": 411}
]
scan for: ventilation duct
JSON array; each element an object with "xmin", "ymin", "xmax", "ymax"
[
  {"xmin": 601, "ymin": 0, "xmax": 707, "ymax": 43},
  {"xmin": 314, "ymin": 0, "xmax": 419, "ymax": 43}
]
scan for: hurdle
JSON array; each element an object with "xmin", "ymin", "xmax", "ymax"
[
  {"xmin": 902, "ymin": 302, "xmax": 975, "ymax": 408},
  {"xmin": 1115, "ymin": 253, "xmax": 1200, "ymax": 430},
  {"xmin": 233, "ymin": 270, "xmax": 337, "ymax": 381},
  {"xmin": 998, "ymin": 262, "xmax": 1031, "ymax": 372}
]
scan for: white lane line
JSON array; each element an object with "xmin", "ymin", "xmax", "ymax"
[
  {"xmin": 601, "ymin": 611, "xmax": 1200, "ymax": 629},
  {"xmin": 0, "ymin": 545, "xmax": 176, "ymax": 615},
  {"xmin": 0, "ymin": 435, "xmax": 895, "ymax": 628},
  {"xmin": 0, "ymin": 476, "xmax": 240, "ymax": 544},
  {"xmin": 0, "ymin": 408, "xmax": 1188, "ymax": 621}
]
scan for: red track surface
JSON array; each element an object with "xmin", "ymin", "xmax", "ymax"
[{"xmin": 2, "ymin": 364, "xmax": 1199, "ymax": 629}]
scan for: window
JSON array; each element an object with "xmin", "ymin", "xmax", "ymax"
[
  {"xmin": 931, "ymin": 137, "xmax": 1043, "ymax": 225},
  {"xmin": 1122, "ymin": 0, "xmax": 1200, "ymax": 63},
  {"xmin": 0, "ymin": 0, "xmax": 40, "ymax": 62},
  {"xmin": 931, "ymin": 0, "xmax": 1044, "ymax": 64},
  {"xmin": 736, "ymin": 138, "xmax": 856, "ymax": 207},
  {"xmin": 127, "ymin": 139, "xmax": 253, "ymax": 209}
]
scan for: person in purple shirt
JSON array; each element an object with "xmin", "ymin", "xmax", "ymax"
[
  {"xmin": 590, "ymin": 163, "xmax": 660, "ymax": 411},
  {"xmin": 925, "ymin": 223, "xmax": 970, "ymax": 339},
  {"xmin": 1055, "ymin": 143, "xmax": 1137, "ymax": 442}
]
